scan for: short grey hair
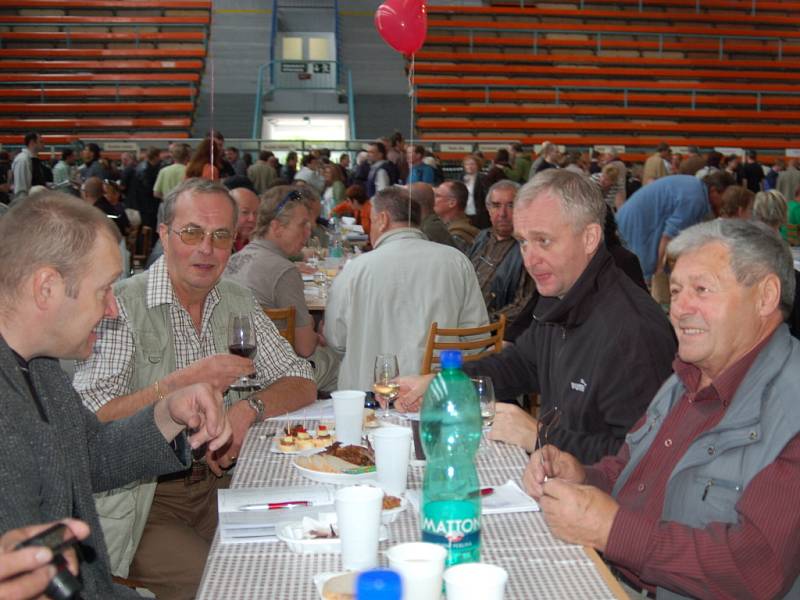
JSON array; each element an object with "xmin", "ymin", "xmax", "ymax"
[
  {"xmin": 485, "ymin": 179, "xmax": 520, "ymax": 208},
  {"xmin": 0, "ymin": 191, "xmax": 120, "ymax": 305},
  {"xmin": 373, "ymin": 186, "xmax": 420, "ymax": 226},
  {"xmin": 752, "ymin": 190, "xmax": 788, "ymax": 230},
  {"xmin": 667, "ymin": 218, "xmax": 795, "ymax": 317},
  {"xmin": 162, "ymin": 177, "xmax": 238, "ymax": 228},
  {"xmin": 517, "ymin": 169, "xmax": 607, "ymax": 231}
]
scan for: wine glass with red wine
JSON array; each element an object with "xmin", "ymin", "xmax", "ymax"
[{"xmin": 228, "ymin": 313, "xmax": 261, "ymax": 391}]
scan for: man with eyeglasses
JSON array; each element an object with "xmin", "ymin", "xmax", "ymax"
[
  {"xmin": 467, "ymin": 179, "xmax": 536, "ymax": 326},
  {"xmin": 73, "ymin": 178, "xmax": 315, "ymax": 599}
]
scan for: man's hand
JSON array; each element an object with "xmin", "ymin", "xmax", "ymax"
[
  {"xmin": 487, "ymin": 403, "xmax": 538, "ymax": 452},
  {"xmin": 205, "ymin": 399, "xmax": 257, "ymax": 476},
  {"xmin": 523, "ymin": 445, "xmax": 586, "ymax": 499},
  {"xmin": 296, "ymin": 262, "xmax": 316, "ymax": 275},
  {"xmin": 394, "ymin": 374, "xmax": 434, "ymax": 412},
  {"xmin": 0, "ymin": 520, "xmax": 90, "ymax": 600},
  {"xmin": 154, "ymin": 382, "xmax": 232, "ymax": 453},
  {"xmin": 165, "ymin": 354, "xmax": 254, "ymax": 396},
  {"xmin": 538, "ymin": 479, "xmax": 619, "ymax": 552}
]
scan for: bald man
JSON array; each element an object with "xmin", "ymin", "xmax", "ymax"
[{"xmin": 231, "ymin": 187, "xmax": 260, "ymax": 252}]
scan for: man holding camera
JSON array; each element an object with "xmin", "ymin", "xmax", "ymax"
[{"xmin": 0, "ymin": 193, "xmax": 232, "ymax": 598}]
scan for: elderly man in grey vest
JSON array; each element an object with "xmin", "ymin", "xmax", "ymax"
[
  {"xmin": 525, "ymin": 219, "xmax": 800, "ymax": 599},
  {"xmin": 0, "ymin": 193, "xmax": 231, "ymax": 599},
  {"xmin": 74, "ymin": 178, "xmax": 315, "ymax": 599}
]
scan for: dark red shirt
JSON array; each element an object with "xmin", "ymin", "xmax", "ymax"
[{"xmin": 585, "ymin": 332, "xmax": 800, "ymax": 598}]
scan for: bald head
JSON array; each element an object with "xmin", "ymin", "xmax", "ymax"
[
  {"xmin": 409, "ymin": 182, "xmax": 435, "ymax": 216},
  {"xmin": 231, "ymin": 187, "xmax": 260, "ymax": 241},
  {"xmin": 81, "ymin": 177, "xmax": 103, "ymax": 203}
]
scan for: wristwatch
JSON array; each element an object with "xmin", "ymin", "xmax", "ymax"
[{"xmin": 247, "ymin": 396, "xmax": 265, "ymax": 421}]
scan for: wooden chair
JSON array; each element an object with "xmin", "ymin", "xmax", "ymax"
[
  {"xmin": 421, "ymin": 314, "xmax": 506, "ymax": 375},
  {"xmin": 132, "ymin": 225, "xmax": 153, "ymax": 269},
  {"xmin": 264, "ymin": 306, "xmax": 296, "ymax": 347},
  {"xmin": 787, "ymin": 223, "xmax": 800, "ymax": 246}
]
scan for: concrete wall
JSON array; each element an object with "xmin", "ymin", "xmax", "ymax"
[{"xmin": 193, "ymin": 0, "xmax": 410, "ymax": 140}]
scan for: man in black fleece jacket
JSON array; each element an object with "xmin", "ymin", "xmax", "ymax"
[{"xmin": 396, "ymin": 170, "xmax": 676, "ymax": 463}]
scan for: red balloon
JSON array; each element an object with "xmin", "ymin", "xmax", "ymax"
[{"xmin": 374, "ymin": 0, "xmax": 428, "ymax": 56}]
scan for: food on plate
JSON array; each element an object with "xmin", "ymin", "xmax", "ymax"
[
  {"xmin": 296, "ymin": 437, "xmax": 314, "ymax": 450},
  {"xmin": 278, "ymin": 436, "xmax": 296, "ymax": 452},
  {"xmin": 285, "ymin": 423, "xmax": 307, "ymax": 437},
  {"xmin": 382, "ymin": 494, "xmax": 402, "ymax": 510},
  {"xmin": 363, "ymin": 408, "xmax": 378, "ymax": 428},
  {"xmin": 321, "ymin": 442, "xmax": 375, "ymax": 467},
  {"xmin": 321, "ymin": 571, "xmax": 357, "ymax": 600}
]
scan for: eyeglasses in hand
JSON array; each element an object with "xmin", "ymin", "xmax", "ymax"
[{"xmin": 535, "ymin": 406, "xmax": 562, "ymax": 481}]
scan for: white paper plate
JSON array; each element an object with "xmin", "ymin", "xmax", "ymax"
[
  {"xmin": 292, "ymin": 458, "xmax": 376, "ymax": 485},
  {"xmin": 277, "ymin": 520, "xmax": 388, "ymax": 554}
]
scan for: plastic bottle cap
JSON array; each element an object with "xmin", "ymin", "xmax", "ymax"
[
  {"xmin": 439, "ymin": 350, "xmax": 463, "ymax": 369},
  {"xmin": 356, "ymin": 569, "xmax": 403, "ymax": 599}
]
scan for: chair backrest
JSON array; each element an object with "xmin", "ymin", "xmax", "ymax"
[
  {"xmin": 132, "ymin": 225, "xmax": 153, "ymax": 268},
  {"xmin": 264, "ymin": 306, "xmax": 296, "ymax": 348},
  {"xmin": 420, "ymin": 314, "xmax": 506, "ymax": 375},
  {"xmin": 787, "ymin": 223, "xmax": 800, "ymax": 246}
]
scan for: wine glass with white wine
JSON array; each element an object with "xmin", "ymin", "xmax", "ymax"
[
  {"xmin": 472, "ymin": 376, "xmax": 496, "ymax": 430},
  {"xmin": 373, "ymin": 354, "xmax": 400, "ymax": 418}
]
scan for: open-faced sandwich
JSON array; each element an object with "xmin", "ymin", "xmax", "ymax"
[{"xmin": 295, "ymin": 442, "xmax": 376, "ymax": 474}]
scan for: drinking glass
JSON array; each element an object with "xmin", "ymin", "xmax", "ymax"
[
  {"xmin": 228, "ymin": 313, "xmax": 261, "ymax": 391},
  {"xmin": 373, "ymin": 354, "xmax": 400, "ymax": 418},
  {"xmin": 472, "ymin": 376, "xmax": 496, "ymax": 429}
]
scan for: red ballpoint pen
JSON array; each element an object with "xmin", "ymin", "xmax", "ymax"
[{"xmin": 237, "ymin": 501, "xmax": 312, "ymax": 511}]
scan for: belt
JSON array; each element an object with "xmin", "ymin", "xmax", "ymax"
[{"xmin": 159, "ymin": 461, "xmax": 210, "ymax": 485}]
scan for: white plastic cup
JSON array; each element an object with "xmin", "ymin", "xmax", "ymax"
[
  {"xmin": 335, "ymin": 485, "xmax": 384, "ymax": 570},
  {"xmin": 373, "ymin": 427, "xmax": 412, "ymax": 496},
  {"xmin": 444, "ymin": 562, "xmax": 508, "ymax": 600},
  {"xmin": 331, "ymin": 390, "xmax": 366, "ymax": 445},
  {"xmin": 386, "ymin": 542, "xmax": 447, "ymax": 600}
]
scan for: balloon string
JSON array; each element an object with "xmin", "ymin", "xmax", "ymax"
[
  {"xmin": 407, "ymin": 54, "xmax": 416, "ymax": 229},
  {"xmin": 210, "ymin": 48, "xmax": 215, "ymax": 174}
]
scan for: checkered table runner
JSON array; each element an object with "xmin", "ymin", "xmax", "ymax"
[{"xmin": 196, "ymin": 418, "xmax": 621, "ymax": 599}]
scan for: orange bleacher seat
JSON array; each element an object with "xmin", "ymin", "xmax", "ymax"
[
  {"xmin": 427, "ymin": 5, "xmax": 800, "ymax": 28},
  {"xmin": 415, "ymin": 118, "xmax": 800, "ymax": 136},
  {"xmin": 415, "ymin": 88, "xmax": 800, "ymax": 108},
  {"xmin": 0, "ymin": 73, "xmax": 200, "ymax": 82},
  {"xmin": 415, "ymin": 104, "xmax": 799, "ymax": 122},
  {"xmin": 0, "ymin": 132, "xmax": 186, "ymax": 144},
  {"xmin": 0, "ymin": 31, "xmax": 206, "ymax": 43},
  {"xmin": 489, "ymin": 0, "xmax": 800, "ymax": 12},
  {"xmin": 0, "ymin": 86, "xmax": 197, "ymax": 99},
  {"xmin": 0, "ymin": 59, "xmax": 204, "ymax": 71},
  {"xmin": 415, "ymin": 50, "xmax": 800, "ymax": 72},
  {"xmin": 0, "ymin": 0, "xmax": 210, "ymax": 8},
  {"xmin": 413, "ymin": 63, "xmax": 800, "ymax": 83},
  {"xmin": 425, "ymin": 19, "xmax": 800, "ymax": 40},
  {"xmin": 0, "ymin": 116, "xmax": 191, "ymax": 129},
  {"xmin": 1, "ymin": 49, "xmax": 205, "ymax": 59},
  {"xmin": 2, "ymin": 15, "xmax": 209, "ymax": 25},
  {"xmin": 413, "ymin": 74, "xmax": 800, "ymax": 93},
  {"xmin": 0, "ymin": 101, "xmax": 194, "ymax": 113}
]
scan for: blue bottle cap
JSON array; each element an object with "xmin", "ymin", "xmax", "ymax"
[
  {"xmin": 356, "ymin": 569, "xmax": 402, "ymax": 599},
  {"xmin": 440, "ymin": 350, "xmax": 463, "ymax": 369}
]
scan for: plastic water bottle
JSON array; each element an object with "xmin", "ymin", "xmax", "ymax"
[
  {"xmin": 329, "ymin": 216, "xmax": 344, "ymax": 258},
  {"xmin": 420, "ymin": 350, "xmax": 482, "ymax": 566}
]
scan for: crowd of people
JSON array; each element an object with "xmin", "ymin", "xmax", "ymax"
[{"xmin": 3, "ymin": 131, "xmax": 800, "ymax": 600}]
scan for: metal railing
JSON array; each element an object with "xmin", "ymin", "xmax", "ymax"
[{"xmin": 251, "ymin": 60, "xmax": 350, "ymax": 138}]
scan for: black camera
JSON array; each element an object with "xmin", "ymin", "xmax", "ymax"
[{"xmin": 14, "ymin": 523, "xmax": 83, "ymax": 600}]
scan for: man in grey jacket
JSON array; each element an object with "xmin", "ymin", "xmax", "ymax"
[
  {"xmin": 0, "ymin": 192, "xmax": 231, "ymax": 599},
  {"xmin": 525, "ymin": 219, "xmax": 800, "ymax": 599}
]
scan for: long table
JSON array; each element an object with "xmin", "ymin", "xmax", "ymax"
[{"xmin": 196, "ymin": 417, "xmax": 627, "ymax": 600}]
